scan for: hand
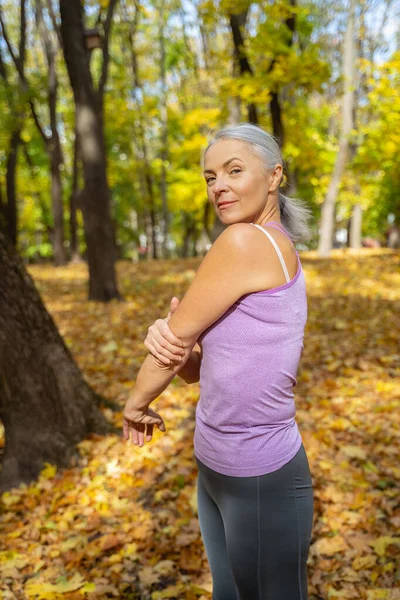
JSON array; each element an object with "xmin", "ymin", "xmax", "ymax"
[
  {"xmin": 123, "ymin": 403, "xmax": 166, "ymax": 447},
  {"xmin": 144, "ymin": 296, "xmax": 185, "ymax": 365}
]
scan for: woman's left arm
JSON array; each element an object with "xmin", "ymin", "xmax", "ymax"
[{"xmin": 123, "ymin": 223, "xmax": 262, "ymax": 442}]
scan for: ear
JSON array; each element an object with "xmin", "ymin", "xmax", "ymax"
[{"xmin": 269, "ymin": 164, "xmax": 283, "ymax": 192}]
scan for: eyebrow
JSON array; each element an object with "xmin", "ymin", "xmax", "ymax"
[{"xmin": 204, "ymin": 157, "xmax": 244, "ymax": 174}]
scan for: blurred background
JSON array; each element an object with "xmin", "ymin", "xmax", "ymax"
[{"xmin": 0, "ymin": 0, "xmax": 399, "ymax": 271}]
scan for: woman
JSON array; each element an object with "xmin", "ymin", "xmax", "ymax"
[{"xmin": 123, "ymin": 123, "xmax": 314, "ymax": 600}]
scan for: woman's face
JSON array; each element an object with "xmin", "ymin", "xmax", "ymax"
[{"xmin": 203, "ymin": 139, "xmax": 282, "ymax": 224}]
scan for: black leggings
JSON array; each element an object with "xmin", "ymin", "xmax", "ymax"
[{"xmin": 196, "ymin": 444, "xmax": 314, "ymax": 600}]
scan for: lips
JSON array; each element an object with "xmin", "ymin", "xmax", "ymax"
[{"xmin": 217, "ymin": 201, "xmax": 236, "ymax": 208}]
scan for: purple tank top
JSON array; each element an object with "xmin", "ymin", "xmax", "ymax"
[{"xmin": 194, "ymin": 222, "xmax": 307, "ymax": 477}]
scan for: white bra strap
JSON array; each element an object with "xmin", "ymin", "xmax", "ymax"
[{"xmin": 251, "ymin": 223, "xmax": 291, "ymax": 283}]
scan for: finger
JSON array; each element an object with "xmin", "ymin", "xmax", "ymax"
[
  {"xmin": 147, "ymin": 326, "xmax": 183, "ymax": 358},
  {"xmin": 161, "ymin": 324, "xmax": 185, "ymax": 351},
  {"xmin": 157, "ymin": 420, "xmax": 166, "ymax": 432},
  {"xmin": 152, "ymin": 337, "xmax": 183, "ymax": 362},
  {"xmin": 149, "ymin": 320, "xmax": 184, "ymax": 353},
  {"xmin": 146, "ymin": 423, "xmax": 154, "ymax": 441},
  {"xmin": 131, "ymin": 424, "xmax": 139, "ymax": 445},
  {"xmin": 144, "ymin": 340, "xmax": 171, "ymax": 365},
  {"xmin": 137, "ymin": 423, "xmax": 145, "ymax": 447},
  {"xmin": 156, "ymin": 325, "xmax": 185, "ymax": 354},
  {"xmin": 170, "ymin": 296, "xmax": 180, "ymax": 312},
  {"xmin": 123, "ymin": 419, "xmax": 130, "ymax": 440}
]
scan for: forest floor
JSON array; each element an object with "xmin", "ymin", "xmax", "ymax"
[{"xmin": 1, "ymin": 248, "xmax": 400, "ymax": 600}]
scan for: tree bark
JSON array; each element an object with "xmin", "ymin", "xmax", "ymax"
[
  {"xmin": 0, "ymin": 0, "xmax": 27, "ymax": 246},
  {"xmin": 0, "ymin": 233, "xmax": 115, "ymax": 491},
  {"xmin": 59, "ymin": 0, "xmax": 120, "ymax": 300},
  {"xmin": 349, "ymin": 202, "xmax": 362, "ymax": 248},
  {"xmin": 229, "ymin": 9, "xmax": 258, "ymax": 124},
  {"xmin": 124, "ymin": 1, "xmax": 157, "ymax": 259},
  {"xmin": 318, "ymin": 0, "xmax": 356, "ymax": 257},
  {"xmin": 159, "ymin": 3, "xmax": 170, "ymax": 258},
  {"xmin": 69, "ymin": 129, "xmax": 80, "ymax": 261},
  {"xmin": 36, "ymin": 0, "xmax": 66, "ymax": 265},
  {"xmin": 267, "ymin": 0, "xmax": 296, "ymax": 147}
]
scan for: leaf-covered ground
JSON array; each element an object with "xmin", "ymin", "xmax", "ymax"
[{"xmin": 1, "ymin": 249, "xmax": 400, "ymax": 600}]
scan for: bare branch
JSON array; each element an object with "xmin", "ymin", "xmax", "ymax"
[
  {"xmin": 45, "ymin": 0, "xmax": 63, "ymax": 49},
  {"xmin": 29, "ymin": 98, "xmax": 49, "ymax": 145},
  {"xmin": 19, "ymin": 0, "xmax": 26, "ymax": 76},
  {"xmin": 0, "ymin": 10, "xmax": 20, "ymax": 76},
  {"xmin": 36, "ymin": 0, "xmax": 52, "ymax": 68},
  {"xmin": 98, "ymin": 0, "xmax": 118, "ymax": 100}
]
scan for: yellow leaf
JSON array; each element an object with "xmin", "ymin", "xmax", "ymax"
[
  {"xmin": 352, "ymin": 555, "xmax": 377, "ymax": 570},
  {"xmin": 367, "ymin": 590, "xmax": 400, "ymax": 599},
  {"xmin": 40, "ymin": 463, "xmax": 57, "ymax": 479},
  {"xmin": 152, "ymin": 584, "xmax": 185, "ymax": 599},
  {"xmin": 313, "ymin": 535, "xmax": 348, "ymax": 556},
  {"xmin": 369, "ymin": 536, "xmax": 400, "ymax": 557},
  {"xmin": 341, "ymin": 445, "xmax": 367, "ymax": 460},
  {"xmin": 1, "ymin": 493, "xmax": 21, "ymax": 506},
  {"xmin": 25, "ymin": 572, "xmax": 86, "ymax": 597}
]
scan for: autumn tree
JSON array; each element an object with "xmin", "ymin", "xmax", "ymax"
[
  {"xmin": 318, "ymin": 0, "xmax": 356, "ymax": 256},
  {"xmin": 0, "ymin": 0, "xmax": 27, "ymax": 246},
  {"xmin": 0, "ymin": 232, "xmax": 116, "ymax": 491},
  {"xmin": 59, "ymin": 0, "xmax": 120, "ymax": 300}
]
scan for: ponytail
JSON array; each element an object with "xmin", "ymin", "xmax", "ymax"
[{"xmin": 278, "ymin": 192, "xmax": 313, "ymax": 243}]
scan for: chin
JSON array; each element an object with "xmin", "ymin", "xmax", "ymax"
[{"xmin": 220, "ymin": 215, "xmax": 242, "ymax": 226}]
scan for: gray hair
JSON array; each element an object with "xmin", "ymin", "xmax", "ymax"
[{"xmin": 204, "ymin": 123, "xmax": 313, "ymax": 243}]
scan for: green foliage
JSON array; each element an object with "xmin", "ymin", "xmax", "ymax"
[{"xmin": 0, "ymin": 0, "xmax": 397, "ymax": 260}]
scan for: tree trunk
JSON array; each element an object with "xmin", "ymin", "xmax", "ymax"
[
  {"xmin": 349, "ymin": 202, "xmax": 362, "ymax": 248},
  {"xmin": 124, "ymin": 2, "xmax": 158, "ymax": 260},
  {"xmin": 270, "ymin": 92, "xmax": 284, "ymax": 146},
  {"xmin": 267, "ymin": 0, "xmax": 296, "ymax": 147},
  {"xmin": 229, "ymin": 9, "xmax": 258, "ymax": 124},
  {"xmin": 0, "ymin": 233, "xmax": 114, "ymax": 491},
  {"xmin": 69, "ymin": 130, "xmax": 80, "ymax": 261},
  {"xmin": 0, "ymin": 1, "xmax": 27, "ymax": 247},
  {"xmin": 318, "ymin": 0, "xmax": 356, "ymax": 257},
  {"xmin": 159, "ymin": 4, "xmax": 170, "ymax": 258},
  {"xmin": 210, "ymin": 215, "xmax": 227, "ymax": 243},
  {"xmin": 50, "ymin": 136, "xmax": 66, "ymax": 265},
  {"xmin": 36, "ymin": 0, "xmax": 66, "ymax": 265},
  {"xmin": 59, "ymin": 0, "xmax": 120, "ymax": 301}
]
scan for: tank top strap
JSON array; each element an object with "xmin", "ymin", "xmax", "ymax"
[
  {"xmin": 264, "ymin": 221, "xmax": 292, "ymax": 240},
  {"xmin": 261, "ymin": 222, "xmax": 299, "ymax": 255},
  {"xmin": 250, "ymin": 223, "xmax": 291, "ymax": 283}
]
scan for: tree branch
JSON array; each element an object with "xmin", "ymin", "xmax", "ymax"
[
  {"xmin": 0, "ymin": 10, "xmax": 21, "ymax": 78},
  {"xmin": 45, "ymin": 0, "xmax": 63, "ymax": 49},
  {"xmin": 19, "ymin": 0, "xmax": 26, "ymax": 77},
  {"xmin": 29, "ymin": 98, "xmax": 50, "ymax": 145},
  {"xmin": 98, "ymin": 0, "xmax": 118, "ymax": 100}
]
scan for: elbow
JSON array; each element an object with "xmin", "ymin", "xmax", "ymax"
[{"xmin": 181, "ymin": 374, "xmax": 200, "ymax": 384}]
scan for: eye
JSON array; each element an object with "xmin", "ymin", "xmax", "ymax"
[
  {"xmin": 230, "ymin": 168, "xmax": 241, "ymax": 175},
  {"xmin": 205, "ymin": 176, "xmax": 216, "ymax": 185}
]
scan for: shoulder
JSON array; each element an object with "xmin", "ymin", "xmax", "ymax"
[
  {"xmin": 211, "ymin": 223, "xmax": 283, "ymax": 265},
  {"xmin": 216, "ymin": 223, "xmax": 256, "ymax": 244},
  {"xmin": 212, "ymin": 223, "xmax": 260, "ymax": 256}
]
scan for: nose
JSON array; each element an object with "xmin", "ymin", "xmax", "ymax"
[{"xmin": 212, "ymin": 175, "xmax": 230, "ymax": 196}]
